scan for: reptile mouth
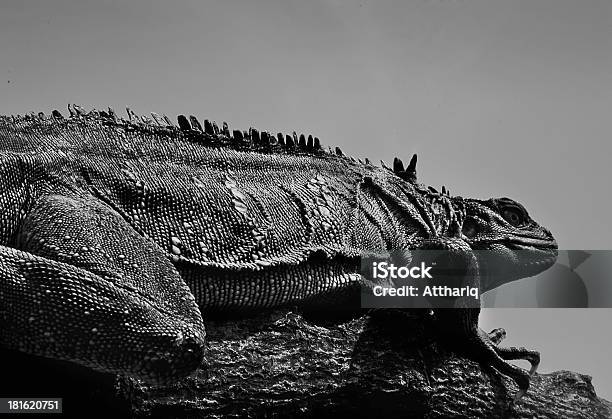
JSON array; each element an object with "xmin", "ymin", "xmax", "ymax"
[
  {"xmin": 469, "ymin": 235, "xmax": 558, "ymax": 250},
  {"xmin": 491, "ymin": 241, "xmax": 558, "ymax": 283},
  {"xmin": 475, "ymin": 238, "xmax": 558, "ymax": 289},
  {"xmin": 508, "ymin": 242, "xmax": 558, "ymax": 270},
  {"xmin": 507, "ymin": 236, "xmax": 558, "ymax": 250}
]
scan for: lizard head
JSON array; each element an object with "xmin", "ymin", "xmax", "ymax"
[{"xmin": 457, "ymin": 197, "xmax": 558, "ymax": 292}]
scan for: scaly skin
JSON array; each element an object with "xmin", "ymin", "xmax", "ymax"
[{"xmin": 0, "ymin": 107, "xmax": 556, "ymax": 398}]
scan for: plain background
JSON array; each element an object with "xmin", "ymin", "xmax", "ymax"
[{"xmin": 1, "ymin": 0, "xmax": 611, "ymax": 399}]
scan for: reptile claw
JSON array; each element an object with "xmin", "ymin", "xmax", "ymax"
[{"xmin": 488, "ymin": 328, "xmax": 506, "ymax": 345}]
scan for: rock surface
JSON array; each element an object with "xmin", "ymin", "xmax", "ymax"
[{"xmin": 2, "ymin": 311, "xmax": 610, "ymax": 418}]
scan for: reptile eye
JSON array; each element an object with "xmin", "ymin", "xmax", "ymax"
[
  {"xmin": 462, "ymin": 219, "xmax": 478, "ymax": 238},
  {"xmin": 502, "ymin": 208, "xmax": 523, "ymax": 227}
]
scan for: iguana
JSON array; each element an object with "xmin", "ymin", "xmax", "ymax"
[{"xmin": 0, "ymin": 106, "xmax": 557, "ymax": 400}]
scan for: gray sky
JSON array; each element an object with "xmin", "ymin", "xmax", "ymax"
[{"xmin": 1, "ymin": 0, "xmax": 611, "ymax": 399}]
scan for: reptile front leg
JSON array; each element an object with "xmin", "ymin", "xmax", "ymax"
[
  {"xmin": 414, "ymin": 238, "xmax": 537, "ymax": 400},
  {"xmin": 487, "ymin": 327, "xmax": 506, "ymax": 345}
]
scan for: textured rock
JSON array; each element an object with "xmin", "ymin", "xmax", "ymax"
[
  {"xmin": 2, "ymin": 311, "xmax": 609, "ymax": 418},
  {"xmin": 119, "ymin": 311, "xmax": 611, "ymax": 418}
]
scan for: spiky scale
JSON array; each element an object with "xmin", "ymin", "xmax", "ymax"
[
  {"xmin": 73, "ymin": 104, "xmax": 86, "ymax": 116},
  {"xmin": 189, "ymin": 116, "xmax": 203, "ymax": 132},
  {"xmin": 335, "ymin": 147, "xmax": 344, "ymax": 156},
  {"xmin": 407, "ymin": 154, "xmax": 417, "ymax": 173},
  {"xmin": 163, "ymin": 115, "xmax": 175, "ymax": 127},
  {"xmin": 150, "ymin": 112, "xmax": 164, "ymax": 126},
  {"xmin": 277, "ymin": 133, "xmax": 285, "ymax": 146},
  {"xmin": 204, "ymin": 120, "xmax": 214, "ymax": 135},
  {"xmin": 285, "ymin": 134, "xmax": 294, "ymax": 148},
  {"xmin": 405, "ymin": 154, "xmax": 418, "ymax": 183},
  {"xmin": 261, "ymin": 131, "xmax": 271, "ymax": 145},
  {"xmin": 233, "ymin": 130, "xmax": 243, "ymax": 141},
  {"xmin": 393, "ymin": 157, "xmax": 405, "ymax": 173},
  {"xmin": 177, "ymin": 115, "xmax": 191, "ymax": 131},
  {"xmin": 222, "ymin": 122, "xmax": 230, "ymax": 137},
  {"xmin": 307, "ymin": 135, "xmax": 314, "ymax": 150},
  {"xmin": 126, "ymin": 107, "xmax": 137, "ymax": 122},
  {"xmin": 52, "ymin": 110, "xmax": 64, "ymax": 119},
  {"xmin": 314, "ymin": 137, "xmax": 321, "ymax": 150},
  {"xmin": 212, "ymin": 121, "xmax": 220, "ymax": 134},
  {"xmin": 299, "ymin": 134, "xmax": 306, "ymax": 149},
  {"xmin": 251, "ymin": 128, "xmax": 260, "ymax": 144}
]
